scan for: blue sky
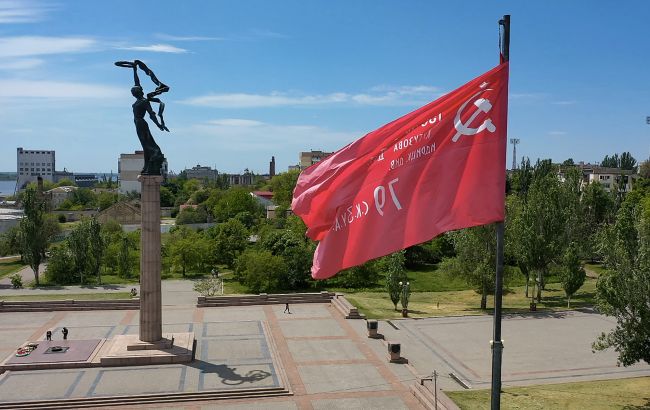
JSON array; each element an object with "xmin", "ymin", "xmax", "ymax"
[{"xmin": 1, "ymin": 0, "xmax": 649, "ymax": 174}]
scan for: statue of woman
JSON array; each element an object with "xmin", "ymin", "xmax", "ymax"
[{"xmin": 115, "ymin": 60, "xmax": 170, "ymax": 175}]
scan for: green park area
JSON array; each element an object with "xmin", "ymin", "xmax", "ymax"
[
  {"xmin": 1, "ymin": 156, "xmax": 649, "ymax": 371},
  {"xmin": 0, "ymin": 257, "xmax": 25, "ymax": 279},
  {"xmin": 447, "ymin": 377, "xmax": 650, "ymax": 409}
]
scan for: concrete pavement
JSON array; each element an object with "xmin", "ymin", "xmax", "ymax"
[{"xmin": 0, "ymin": 303, "xmax": 425, "ymax": 409}]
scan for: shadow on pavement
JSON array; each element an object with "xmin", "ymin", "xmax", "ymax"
[{"xmin": 187, "ymin": 360, "xmax": 272, "ymax": 386}]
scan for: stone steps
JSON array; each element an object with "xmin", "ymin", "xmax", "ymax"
[
  {"xmin": 0, "ymin": 386, "xmax": 292, "ymax": 409},
  {"xmin": 0, "ymin": 299, "xmax": 139, "ymax": 312},
  {"xmin": 197, "ymin": 292, "xmax": 333, "ymax": 307},
  {"xmin": 331, "ymin": 294, "xmax": 365, "ymax": 319},
  {"xmin": 410, "ymin": 381, "xmax": 460, "ymax": 410}
]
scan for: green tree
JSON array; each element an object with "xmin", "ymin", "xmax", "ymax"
[
  {"xmin": 19, "ymin": 187, "xmax": 48, "ymax": 286},
  {"xmin": 67, "ymin": 220, "xmax": 91, "ymax": 284},
  {"xmin": 508, "ymin": 157, "xmax": 533, "ymax": 196},
  {"xmin": 332, "ymin": 262, "xmax": 380, "ymax": 288},
  {"xmin": 581, "ymin": 182, "xmax": 616, "ymax": 261},
  {"xmin": 97, "ymin": 191, "xmax": 119, "ymax": 211},
  {"xmin": 207, "ymin": 219, "xmax": 249, "ymax": 268},
  {"xmin": 260, "ymin": 228, "xmax": 314, "ymax": 289},
  {"xmin": 212, "ymin": 188, "xmax": 263, "ymax": 222},
  {"xmin": 639, "ymin": 158, "xmax": 650, "ymax": 179},
  {"xmin": 512, "ymin": 174, "xmax": 570, "ymax": 303},
  {"xmin": 235, "ymin": 248, "xmax": 287, "ymax": 293},
  {"xmin": 175, "ymin": 206, "xmax": 208, "ymax": 225},
  {"xmin": 45, "ymin": 243, "xmax": 76, "ymax": 284},
  {"xmin": 601, "ymin": 154, "xmax": 619, "ymax": 168},
  {"xmin": 0, "ymin": 226, "xmax": 22, "ymax": 258},
  {"xmin": 269, "ymin": 170, "xmax": 300, "ymax": 208},
  {"xmin": 620, "ymin": 152, "xmax": 637, "ymax": 170},
  {"xmin": 160, "ymin": 186, "xmax": 175, "ymax": 207},
  {"xmin": 384, "ymin": 251, "xmax": 406, "ymax": 310},
  {"xmin": 444, "ymin": 225, "xmax": 496, "ymax": 309},
  {"xmin": 167, "ymin": 228, "xmax": 201, "ymax": 276},
  {"xmin": 88, "ymin": 219, "xmax": 104, "ymax": 284},
  {"xmin": 117, "ymin": 234, "xmax": 136, "ymax": 279},
  {"xmin": 559, "ymin": 244, "xmax": 586, "ymax": 307},
  {"xmin": 593, "ymin": 195, "xmax": 650, "ymax": 366}
]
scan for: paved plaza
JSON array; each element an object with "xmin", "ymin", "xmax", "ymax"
[
  {"xmin": 0, "ymin": 303, "xmax": 423, "ymax": 409},
  {"xmin": 373, "ymin": 309, "xmax": 650, "ymax": 391},
  {"xmin": 1, "ymin": 281, "xmax": 650, "ymax": 408}
]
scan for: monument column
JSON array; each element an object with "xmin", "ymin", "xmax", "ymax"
[{"xmin": 138, "ymin": 174, "xmax": 163, "ymax": 342}]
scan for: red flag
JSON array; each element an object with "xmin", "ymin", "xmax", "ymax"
[{"xmin": 292, "ymin": 63, "xmax": 509, "ymax": 279}]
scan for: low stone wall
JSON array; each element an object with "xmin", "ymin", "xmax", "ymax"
[
  {"xmin": 197, "ymin": 292, "xmax": 334, "ymax": 307},
  {"xmin": 0, "ymin": 299, "xmax": 139, "ymax": 312}
]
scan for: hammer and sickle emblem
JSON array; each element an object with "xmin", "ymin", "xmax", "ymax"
[{"xmin": 452, "ymin": 90, "xmax": 496, "ymax": 142}]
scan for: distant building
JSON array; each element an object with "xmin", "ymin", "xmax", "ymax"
[
  {"xmin": 74, "ymin": 174, "xmax": 98, "ymax": 188},
  {"xmin": 299, "ymin": 150, "xmax": 332, "ymax": 170},
  {"xmin": 45, "ymin": 186, "xmax": 77, "ymax": 209},
  {"xmin": 185, "ymin": 164, "xmax": 218, "ymax": 180},
  {"xmin": 53, "ymin": 169, "xmax": 74, "ymax": 184},
  {"xmin": 558, "ymin": 162, "xmax": 638, "ymax": 193},
  {"xmin": 118, "ymin": 151, "xmax": 168, "ymax": 194},
  {"xmin": 269, "ymin": 156, "xmax": 276, "ymax": 178},
  {"xmin": 288, "ymin": 164, "xmax": 301, "ymax": 172},
  {"xmin": 16, "ymin": 147, "xmax": 55, "ymax": 189},
  {"xmin": 228, "ymin": 168, "xmax": 256, "ymax": 186},
  {"xmin": 96, "ymin": 201, "xmax": 141, "ymax": 225}
]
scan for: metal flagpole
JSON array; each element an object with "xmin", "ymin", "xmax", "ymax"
[{"xmin": 491, "ymin": 14, "xmax": 510, "ymax": 410}]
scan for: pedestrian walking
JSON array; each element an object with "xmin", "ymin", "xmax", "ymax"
[{"xmin": 284, "ymin": 303, "xmax": 291, "ymax": 314}]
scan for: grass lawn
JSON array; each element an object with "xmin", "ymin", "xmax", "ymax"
[
  {"xmin": 0, "ymin": 257, "xmax": 25, "ymax": 279},
  {"xmin": 584, "ymin": 262, "xmax": 610, "ymax": 277},
  {"xmin": 446, "ymin": 377, "xmax": 650, "ymax": 409},
  {"xmin": 0, "ymin": 292, "xmax": 133, "ymax": 301},
  {"xmin": 344, "ymin": 277, "xmax": 597, "ymax": 319}
]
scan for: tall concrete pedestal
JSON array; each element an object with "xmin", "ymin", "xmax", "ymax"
[{"xmin": 138, "ymin": 175, "xmax": 163, "ymax": 342}]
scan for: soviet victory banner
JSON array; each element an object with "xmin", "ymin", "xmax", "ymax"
[{"xmin": 292, "ymin": 63, "xmax": 509, "ymax": 279}]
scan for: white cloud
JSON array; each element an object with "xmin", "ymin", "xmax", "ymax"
[
  {"xmin": 155, "ymin": 33, "xmax": 223, "ymax": 42},
  {"xmin": 548, "ymin": 131, "xmax": 567, "ymax": 136},
  {"xmin": 0, "ymin": 0, "xmax": 50, "ymax": 23},
  {"xmin": 182, "ymin": 118, "xmax": 357, "ymax": 152},
  {"xmin": 181, "ymin": 85, "xmax": 440, "ymax": 108},
  {"xmin": 0, "ymin": 58, "xmax": 43, "ymax": 70},
  {"xmin": 118, "ymin": 44, "xmax": 188, "ymax": 53},
  {"xmin": 207, "ymin": 119, "xmax": 265, "ymax": 127},
  {"xmin": 0, "ymin": 79, "xmax": 123, "ymax": 99},
  {"xmin": 552, "ymin": 100, "xmax": 577, "ymax": 105},
  {"xmin": 0, "ymin": 36, "xmax": 96, "ymax": 58}
]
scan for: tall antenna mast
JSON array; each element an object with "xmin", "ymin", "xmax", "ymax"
[{"xmin": 509, "ymin": 138, "xmax": 520, "ymax": 170}]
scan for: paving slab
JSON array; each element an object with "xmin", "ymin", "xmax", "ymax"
[
  {"xmin": 89, "ymin": 365, "xmax": 186, "ymax": 396},
  {"xmin": 280, "ymin": 319, "xmax": 346, "ymax": 338},
  {"xmin": 202, "ymin": 306, "xmax": 266, "ymax": 322},
  {"xmin": 299, "ymin": 363, "xmax": 392, "ymax": 394},
  {"xmin": 311, "ymin": 396, "xmax": 411, "ymax": 410},
  {"xmin": 287, "ymin": 339, "xmax": 366, "ymax": 362}
]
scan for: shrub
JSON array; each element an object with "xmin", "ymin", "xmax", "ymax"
[
  {"xmin": 10, "ymin": 273, "xmax": 22, "ymax": 288},
  {"xmin": 193, "ymin": 277, "xmax": 223, "ymax": 296},
  {"xmin": 235, "ymin": 249, "xmax": 287, "ymax": 293}
]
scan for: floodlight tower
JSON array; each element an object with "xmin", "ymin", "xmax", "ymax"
[{"xmin": 510, "ymin": 138, "xmax": 520, "ymax": 170}]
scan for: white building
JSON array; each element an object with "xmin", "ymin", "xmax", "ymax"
[
  {"xmin": 558, "ymin": 163, "xmax": 638, "ymax": 193},
  {"xmin": 16, "ymin": 147, "xmax": 55, "ymax": 190},
  {"xmin": 118, "ymin": 151, "xmax": 168, "ymax": 194}
]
